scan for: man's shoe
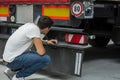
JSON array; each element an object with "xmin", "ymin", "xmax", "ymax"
[
  {"xmin": 12, "ymin": 74, "xmax": 25, "ymax": 80},
  {"xmin": 4, "ymin": 68, "xmax": 16, "ymax": 80}
]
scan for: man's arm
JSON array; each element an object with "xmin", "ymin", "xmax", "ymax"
[{"xmin": 33, "ymin": 37, "xmax": 46, "ymax": 55}]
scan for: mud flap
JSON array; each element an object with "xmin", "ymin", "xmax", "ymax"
[{"xmin": 44, "ymin": 43, "xmax": 84, "ymax": 76}]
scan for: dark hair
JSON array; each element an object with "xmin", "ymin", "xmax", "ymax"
[{"xmin": 37, "ymin": 16, "xmax": 53, "ymax": 29}]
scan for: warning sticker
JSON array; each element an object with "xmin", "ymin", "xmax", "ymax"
[{"xmin": 0, "ymin": 5, "xmax": 9, "ymax": 17}]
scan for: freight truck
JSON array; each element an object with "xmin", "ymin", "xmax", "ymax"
[{"xmin": 0, "ymin": 0, "xmax": 120, "ymax": 76}]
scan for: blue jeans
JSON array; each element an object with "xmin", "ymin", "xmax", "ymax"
[{"xmin": 6, "ymin": 51, "xmax": 51, "ymax": 78}]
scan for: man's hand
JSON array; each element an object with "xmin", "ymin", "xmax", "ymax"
[{"xmin": 47, "ymin": 39, "xmax": 58, "ymax": 45}]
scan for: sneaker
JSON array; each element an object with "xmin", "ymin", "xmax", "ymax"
[
  {"xmin": 12, "ymin": 74, "xmax": 25, "ymax": 80},
  {"xmin": 4, "ymin": 68, "xmax": 16, "ymax": 80}
]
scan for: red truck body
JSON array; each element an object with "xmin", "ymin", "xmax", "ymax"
[{"xmin": 0, "ymin": 0, "xmax": 70, "ymax": 4}]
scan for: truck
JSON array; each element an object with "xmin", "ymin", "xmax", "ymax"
[{"xmin": 0, "ymin": 0, "xmax": 120, "ymax": 76}]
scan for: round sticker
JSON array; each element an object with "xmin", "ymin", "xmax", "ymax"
[
  {"xmin": 10, "ymin": 16, "xmax": 15, "ymax": 22},
  {"xmin": 71, "ymin": 1, "xmax": 83, "ymax": 17}
]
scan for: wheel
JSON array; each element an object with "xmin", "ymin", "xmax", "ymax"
[
  {"xmin": 112, "ymin": 27, "xmax": 120, "ymax": 46},
  {"xmin": 89, "ymin": 36, "xmax": 110, "ymax": 47}
]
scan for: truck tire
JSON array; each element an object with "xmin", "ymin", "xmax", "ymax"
[
  {"xmin": 112, "ymin": 27, "xmax": 120, "ymax": 46},
  {"xmin": 89, "ymin": 36, "xmax": 110, "ymax": 47}
]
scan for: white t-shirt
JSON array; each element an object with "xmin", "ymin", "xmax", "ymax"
[{"xmin": 3, "ymin": 23, "xmax": 43, "ymax": 62}]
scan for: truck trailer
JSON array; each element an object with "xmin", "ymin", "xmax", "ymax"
[{"xmin": 0, "ymin": 0, "xmax": 120, "ymax": 76}]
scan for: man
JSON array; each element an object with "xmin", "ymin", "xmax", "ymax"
[{"xmin": 3, "ymin": 16, "xmax": 58, "ymax": 80}]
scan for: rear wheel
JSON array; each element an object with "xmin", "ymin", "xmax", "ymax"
[
  {"xmin": 112, "ymin": 27, "xmax": 120, "ymax": 46},
  {"xmin": 89, "ymin": 36, "xmax": 110, "ymax": 47}
]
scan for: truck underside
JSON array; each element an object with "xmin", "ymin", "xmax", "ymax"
[{"xmin": 86, "ymin": 0, "xmax": 120, "ymax": 47}]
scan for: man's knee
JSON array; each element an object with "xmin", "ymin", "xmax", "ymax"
[{"xmin": 41, "ymin": 54, "xmax": 51, "ymax": 64}]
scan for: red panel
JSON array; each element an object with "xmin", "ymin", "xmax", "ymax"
[
  {"xmin": 65, "ymin": 33, "xmax": 88, "ymax": 45},
  {"xmin": 0, "ymin": 0, "xmax": 70, "ymax": 4}
]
